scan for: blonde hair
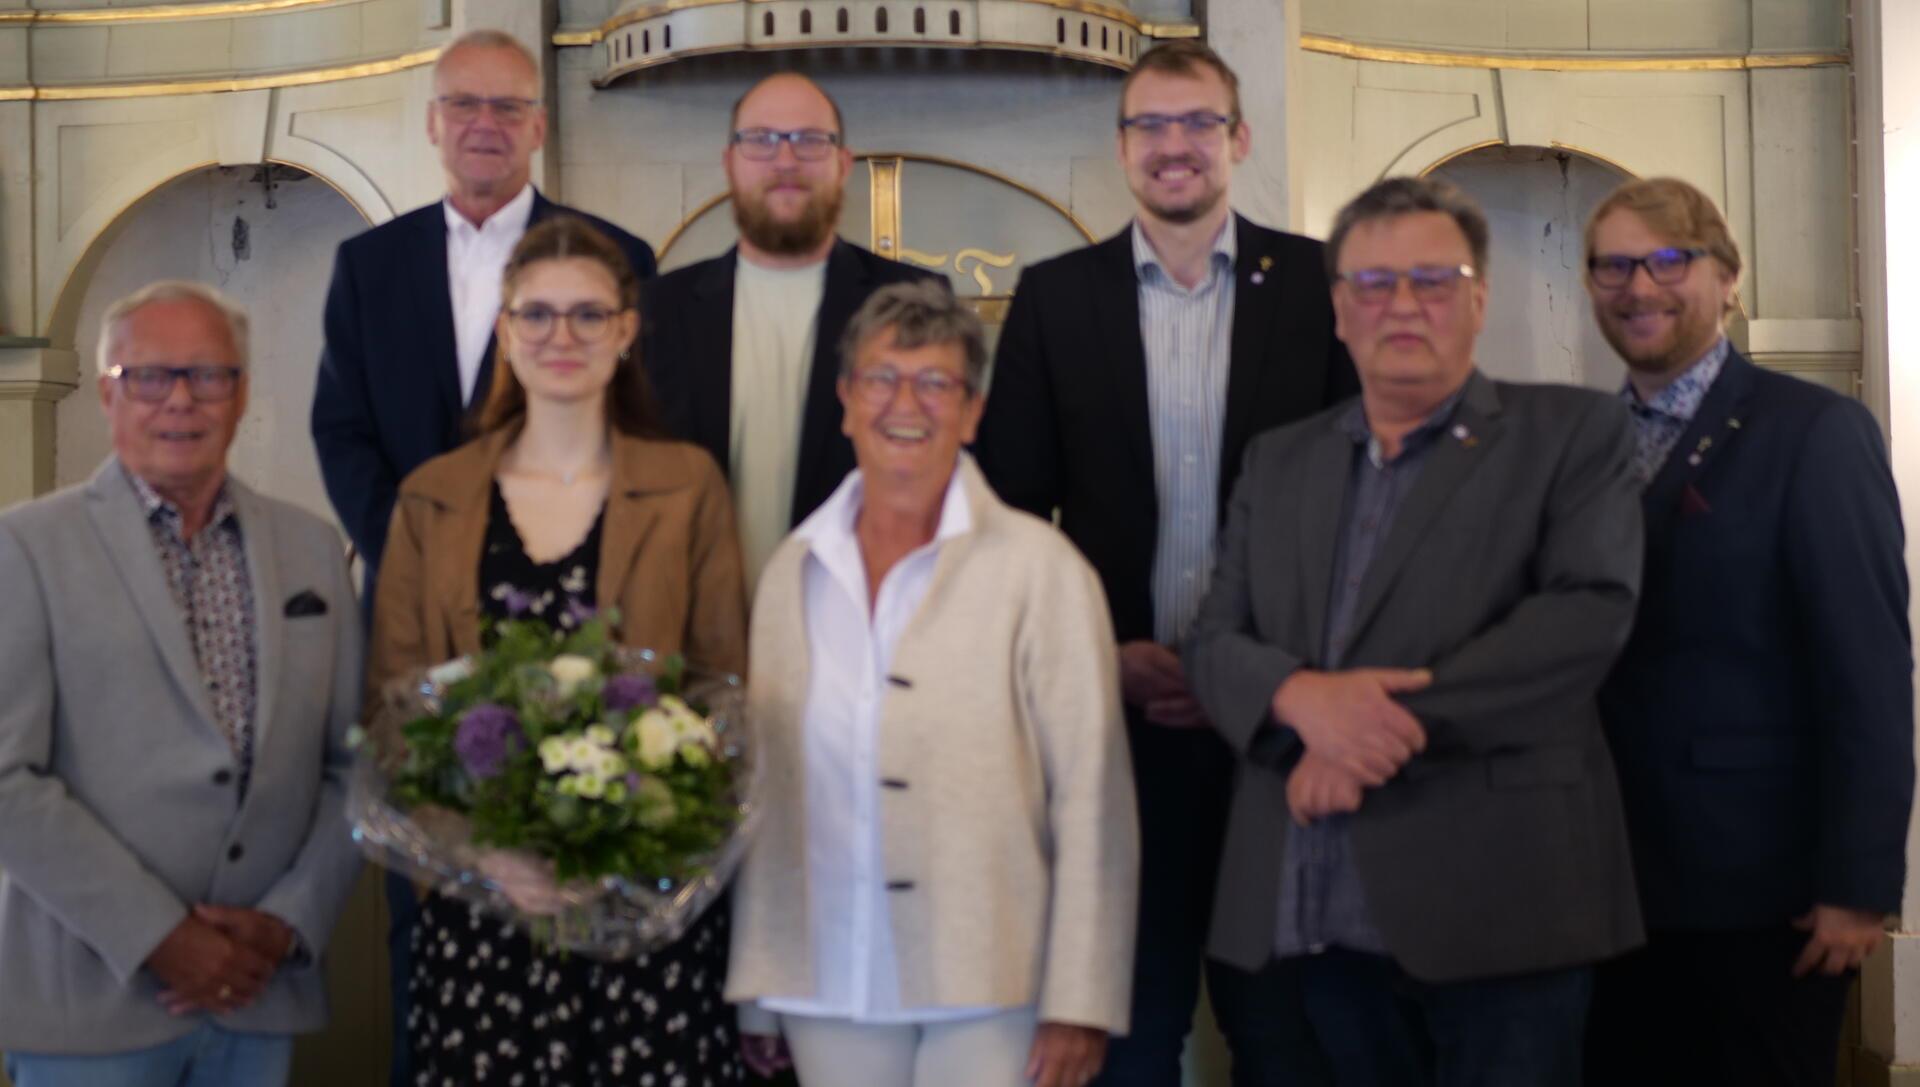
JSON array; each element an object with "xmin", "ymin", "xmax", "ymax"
[
  {"xmin": 97, "ymin": 280, "xmax": 249, "ymax": 375},
  {"xmin": 1585, "ymin": 178, "xmax": 1742, "ymax": 312}
]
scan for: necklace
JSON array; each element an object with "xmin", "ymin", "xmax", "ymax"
[{"xmin": 507, "ymin": 446, "xmax": 609, "ymax": 486}]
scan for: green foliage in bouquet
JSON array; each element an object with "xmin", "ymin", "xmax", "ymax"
[{"xmin": 392, "ymin": 615, "xmax": 736, "ymax": 884}]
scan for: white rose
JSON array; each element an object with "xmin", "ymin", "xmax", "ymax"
[
  {"xmin": 427, "ymin": 657, "xmax": 475, "ymax": 688},
  {"xmin": 547, "ymin": 654, "xmax": 600, "ymax": 697},
  {"xmin": 538, "ymin": 737, "xmax": 570, "ymax": 774},
  {"xmin": 595, "ymin": 749, "xmax": 627, "ymax": 778},
  {"xmin": 657, "ymin": 695, "xmax": 706, "ymax": 736},
  {"xmin": 574, "ymin": 773, "xmax": 606, "ymax": 799},
  {"xmin": 565, "ymin": 738, "xmax": 598, "ymax": 770},
  {"xmin": 634, "ymin": 710, "xmax": 679, "ymax": 770},
  {"xmin": 584, "ymin": 724, "xmax": 616, "ymax": 748}
]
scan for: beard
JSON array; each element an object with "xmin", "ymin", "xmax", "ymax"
[
  {"xmin": 733, "ymin": 179, "xmax": 843, "ymax": 256},
  {"xmin": 1134, "ymin": 154, "xmax": 1226, "ymax": 225},
  {"xmin": 1596, "ymin": 299, "xmax": 1721, "ymax": 376}
]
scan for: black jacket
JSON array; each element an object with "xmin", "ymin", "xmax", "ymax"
[
  {"xmin": 973, "ymin": 215, "xmax": 1359, "ymax": 644},
  {"xmin": 311, "ymin": 191, "xmax": 656, "ymax": 573},
  {"xmin": 638, "ymin": 240, "xmax": 943, "ymax": 529}
]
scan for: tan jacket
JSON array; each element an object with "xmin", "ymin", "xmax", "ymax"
[
  {"xmin": 367, "ymin": 427, "xmax": 748, "ymax": 699},
  {"xmin": 726, "ymin": 456, "xmax": 1139, "ymax": 1033}
]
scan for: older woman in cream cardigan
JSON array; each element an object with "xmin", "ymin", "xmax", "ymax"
[{"xmin": 727, "ymin": 280, "xmax": 1139, "ymax": 1087}]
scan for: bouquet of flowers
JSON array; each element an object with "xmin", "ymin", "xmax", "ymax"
[{"xmin": 348, "ymin": 614, "xmax": 755, "ymax": 957}]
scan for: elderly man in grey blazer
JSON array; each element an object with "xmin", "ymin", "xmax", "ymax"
[
  {"xmin": 1186, "ymin": 177, "xmax": 1645, "ymax": 1085},
  {"xmin": 0, "ymin": 281, "xmax": 364, "ymax": 1087}
]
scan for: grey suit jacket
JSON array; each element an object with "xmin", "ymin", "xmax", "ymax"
[
  {"xmin": 1186, "ymin": 372, "xmax": 1646, "ymax": 982},
  {"xmin": 0, "ymin": 459, "xmax": 365, "ymax": 1053}
]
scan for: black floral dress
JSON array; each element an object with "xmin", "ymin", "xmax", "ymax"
[{"xmin": 408, "ymin": 482, "xmax": 742, "ymax": 1087}]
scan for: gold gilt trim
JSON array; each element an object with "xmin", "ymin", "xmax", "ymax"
[
  {"xmin": 1415, "ymin": 139, "xmax": 1504, "ymax": 177},
  {"xmin": 46, "ymin": 158, "xmax": 218, "ymax": 347},
  {"xmin": 558, "ymin": 0, "xmax": 1142, "ymax": 46},
  {"xmin": 1548, "ymin": 141, "xmax": 1640, "ymax": 179},
  {"xmin": 594, "ymin": 37, "xmax": 1133, "ymax": 80},
  {"xmin": 1413, "ymin": 139, "xmax": 1644, "ymax": 180},
  {"xmin": 858, "ymin": 149, "xmax": 1097, "ymax": 242},
  {"xmin": 0, "ymin": 0, "xmax": 345, "ymax": 24},
  {"xmin": 659, "ymin": 152, "xmax": 1096, "ymax": 262},
  {"xmin": 658, "ymin": 190, "xmax": 733, "ymax": 260},
  {"xmin": 869, "ymin": 156, "xmax": 903, "ymax": 259},
  {"xmin": 1140, "ymin": 22, "xmax": 1199, "ymax": 39},
  {"xmin": 1298, "ymin": 33, "xmax": 1847, "ymax": 72},
  {"xmin": 265, "ymin": 155, "xmax": 373, "ymax": 225},
  {"xmin": 4, "ymin": 47, "xmax": 439, "ymax": 101}
]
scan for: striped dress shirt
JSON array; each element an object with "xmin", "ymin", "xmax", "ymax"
[{"xmin": 1133, "ymin": 220, "xmax": 1237, "ymax": 647}]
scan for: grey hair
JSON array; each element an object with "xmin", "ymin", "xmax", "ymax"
[
  {"xmin": 96, "ymin": 280, "xmax": 250, "ymax": 375},
  {"xmin": 1325, "ymin": 175, "xmax": 1491, "ymax": 281},
  {"xmin": 837, "ymin": 280, "xmax": 986, "ymax": 391},
  {"xmin": 434, "ymin": 29, "xmax": 541, "ymax": 86}
]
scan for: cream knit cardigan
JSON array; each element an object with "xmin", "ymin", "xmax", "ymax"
[{"xmin": 726, "ymin": 455, "xmax": 1139, "ymax": 1034}]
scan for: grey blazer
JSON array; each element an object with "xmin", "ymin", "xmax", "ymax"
[
  {"xmin": 1186, "ymin": 372, "xmax": 1646, "ymax": 983},
  {"xmin": 0, "ymin": 459, "xmax": 365, "ymax": 1053}
]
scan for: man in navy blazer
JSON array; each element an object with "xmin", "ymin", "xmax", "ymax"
[
  {"xmin": 311, "ymin": 29, "xmax": 655, "ymax": 584},
  {"xmin": 307, "ymin": 29, "xmax": 653, "ymax": 1087},
  {"xmin": 1582, "ymin": 178, "xmax": 1912, "ymax": 1086}
]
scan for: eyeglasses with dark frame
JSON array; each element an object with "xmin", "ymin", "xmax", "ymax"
[
  {"xmin": 729, "ymin": 128, "xmax": 842, "ymax": 162},
  {"xmin": 1118, "ymin": 111, "xmax": 1240, "ymax": 139},
  {"xmin": 504, "ymin": 304, "xmax": 629, "ymax": 345},
  {"xmin": 848, "ymin": 365, "xmax": 973, "ymax": 407},
  {"xmin": 1336, "ymin": 264, "xmax": 1478, "ymax": 306},
  {"xmin": 435, "ymin": 94, "xmax": 540, "ymax": 125},
  {"xmin": 1586, "ymin": 247, "xmax": 1709, "ymax": 289},
  {"xmin": 107, "ymin": 364, "xmax": 244, "ymax": 403}
]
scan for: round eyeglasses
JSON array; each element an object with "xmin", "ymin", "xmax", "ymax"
[
  {"xmin": 729, "ymin": 128, "xmax": 842, "ymax": 162},
  {"xmin": 505, "ymin": 304, "xmax": 627, "ymax": 345},
  {"xmin": 848, "ymin": 366, "xmax": 972, "ymax": 407},
  {"xmin": 108, "ymin": 364, "xmax": 243, "ymax": 403},
  {"xmin": 1586, "ymin": 247, "xmax": 1708, "ymax": 289}
]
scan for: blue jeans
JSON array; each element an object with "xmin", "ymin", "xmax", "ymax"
[
  {"xmin": 1210, "ymin": 947, "xmax": 1594, "ymax": 1087},
  {"xmin": 6, "ymin": 1024, "xmax": 292, "ymax": 1087}
]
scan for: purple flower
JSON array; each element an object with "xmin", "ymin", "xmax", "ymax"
[
  {"xmin": 454, "ymin": 703, "xmax": 522, "ymax": 780},
  {"xmin": 503, "ymin": 589, "xmax": 534, "ymax": 616},
  {"xmin": 564, "ymin": 598, "xmax": 596, "ymax": 627},
  {"xmin": 602, "ymin": 673, "xmax": 658, "ymax": 714}
]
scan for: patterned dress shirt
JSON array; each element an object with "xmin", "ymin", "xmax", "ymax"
[
  {"xmin": 1619, "ymin": 337, "xmax": 1730, "ymax": 484},
  {"xmin": 128, "ymin": 469, "xmax": 259, "ymax": 793},
  {"xmin": 1274, "ymin": 388, "xmax": 1466, "ymax": 959},
  {"xmin": 1133, "ymin": 220, "xmax": 1236, "ymax": 646}
]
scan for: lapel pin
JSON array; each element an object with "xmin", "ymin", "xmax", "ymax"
[
  {"xmin": 1250, "ymin": 272, "xmax": 1264, "ymax": 285},
  {"xmin": 1728, "ymin": 417, "xmax": 1742, "ymax": 429},
  {"xmin": 1252, "ymin": 255, "xmax": 1274, "ymax": 285},
  {"xmin": 1688, "ymin": 453, "xmax": 1702, "ymax": 466},
  {"xmin": 1451, "ymin": 423, "xmax": 1478, "ymax": 448}
]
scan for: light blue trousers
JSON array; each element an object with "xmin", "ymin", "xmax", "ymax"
[{"xmin": 5, "ymin": 1024, "xmax": 292, "ymax": 1087}]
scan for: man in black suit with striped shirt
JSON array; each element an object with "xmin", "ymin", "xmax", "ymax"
[{"xmin": 973, "ymin": 41, "xmax": 1356, "ymax": 1086}]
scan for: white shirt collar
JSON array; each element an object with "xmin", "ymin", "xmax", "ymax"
[
  {"xmin": 443, "ymin": 183, "xmax": 536, "ymax": 241},
  {"xmin": 797, "ymin": 454, "xmax": 976, "ymax": 556}
]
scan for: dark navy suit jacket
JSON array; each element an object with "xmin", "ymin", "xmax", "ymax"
[
  {"xmin": 1600, "ymin": 348, "xmax": 1913, "ymax": 929},
  {"xmin": 310, "ymin": 190, "xmax": 656, "ymax": 575}
]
